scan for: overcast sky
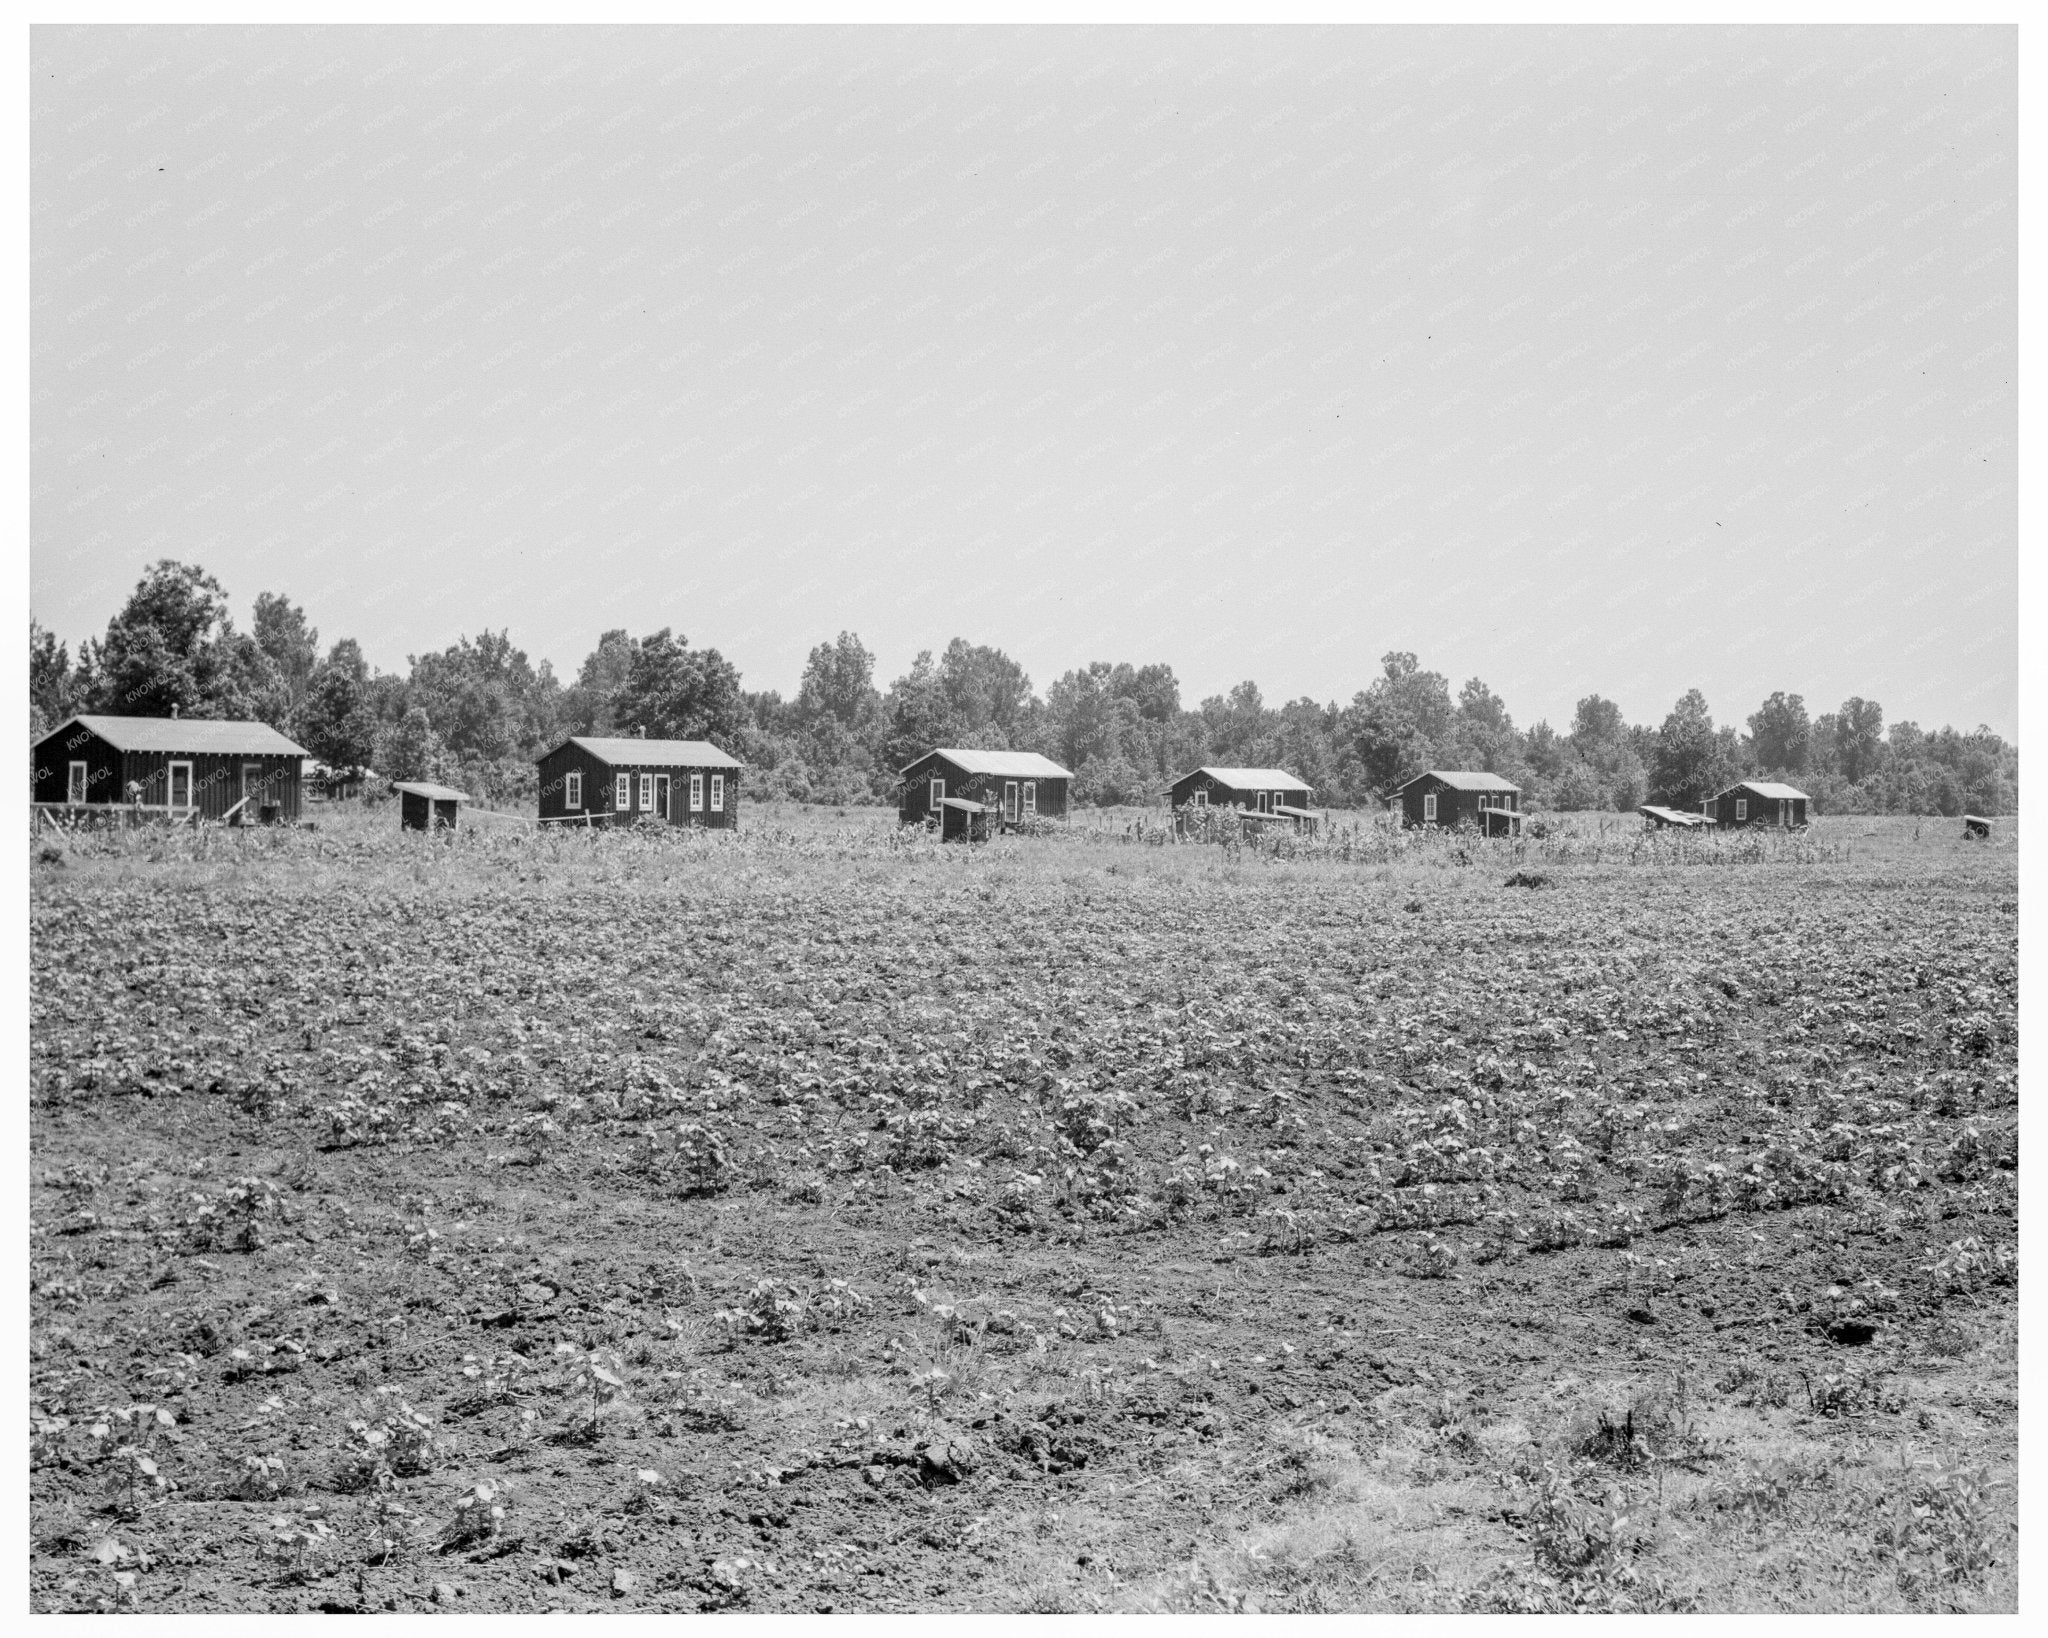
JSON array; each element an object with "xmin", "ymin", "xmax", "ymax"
[{"xmin": 31, "ymin": 24, "xmax": 2016, "ymax": 737}]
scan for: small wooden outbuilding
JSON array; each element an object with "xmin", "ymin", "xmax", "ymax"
[
  {"xmin": 1394, "ymin": 770, "xmax": 1523, "ymax": 834},
  {"xmin": 1169, "ymin": 766, "xmax": 1314, "ymax": 817},
  {"xmin": 31, "ymin": 713, "xmax": 307, "ymax": 822},
  {"xmin": 393, "ymin": 781, "xmax": 468, "ymax": 831},
  {"xmin": 1708, "ymin": 781, "xmax": 1809, "ymax": 829},
  {"xmin": 898, "ymin": 748, "xmax": 1073, "ymax": 828},
  {"xmin": 1963, "ymin": 815, "xmax": 1991, "ymax": 839},
  {"xmin": 1270, "ymin": 804, "xmax": 1321, "ymax": 836},
  {"xmin": 939, "ymin": 797, "xmax": 991, "ymax": 843},
  {"xmin": 1640, "ymin": 804, "xmax": 1711, "ymax": 830},
  {"xmin": 534, "ymin": 734, "xmax": 742, "ymax": 829}
]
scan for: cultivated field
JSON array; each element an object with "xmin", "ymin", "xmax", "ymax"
[{"xmin": 27, "ymin": 806, "xmax": 2017, "ymax": 1612}]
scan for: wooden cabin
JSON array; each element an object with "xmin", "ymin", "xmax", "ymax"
[
  {"xmin": 1169, "ymin": 766, "xmax": 1313, "ymax": 818},
  {"xmin": 1963, "ymin": 815, "xmax": 1991, "ymax": 839},
  {"xmin": 898, "ymin": 748, "xmax": 1073, "ymax": 828},
  {"xmin": 1394, "ymin": 770, "xmax": 1523, "ymax": 835},
  {"xmin": 31, "ymin": 713, "xmax": 307, "ymax": 822},
  {"xmin": 534, "ymin": 735, "xmax": 742, "ymax": 829},
  {"xmin": 1707, "ymin": 781, "xmax": 1809, "ymax": 829},
  {"xmin": 393, "ymin": 781, "xmax": 468, "ymax": 831}
]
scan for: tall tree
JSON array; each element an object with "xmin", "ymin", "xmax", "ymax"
[
  {"xmin": 1651, "ymin": 689, "xmax": 1735, "ymax": 808},
  {"xmin": 1341, "ymin": 652, "xmax": 1456, "ymax": 796},
  {"xmin": 299, "ymin": 638, "xmax": 380, "ymax": 773},
  {"xmin": 1747, "ymin": 691, "xmax": 1811, "ymax": 774},
  {"xmin": 29, "ymin": 619, "xmax": 74, "ymax": 739},
  {"xmin": 406, "ymin": 630, "xmax": 563, "ymax": 764},
  {"xmin": 796, "ymin": 632, "xmax": 882, "ymax": 732},
  {"xmin": 610, "ymin": 629, "xmax": 746, "ymax": 749},
  {"xmin": 251, "ymin": 593, "xmax": 319, "ymax": 723},
  {"xmin": 934, "ymin": 639, "xmax": 1036, "ymax": 746},
  {"xmin": 881, "ymin": 649, "xmax": 959, "ymax": 772},
  {"xmin": 1453, "ymin": 677, "xmax": 1523, "ymax": 775},
  {"xmin": 1833, "ymin": 696, "xmax": 1886, "ymax": 783},
  {"xmin": 88, "ymin": 560, "xmax": 284, "ymax": 721},
  {"xmin": 381, "ymin": 705, "xmax": 446, "ymax": 783},
  {"xmin": 566, "ymin": 629, "xmax": 639, "ymax": 735}
]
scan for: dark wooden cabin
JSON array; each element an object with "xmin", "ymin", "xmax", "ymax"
[
  {"xmin": 31, "ymin": 714, "xmax": 307, "ymax": 822},
  {"xmin": 394, "ymin": 781, "xmax": 468, "ymax": 831},
  {"xmin": 898, "ymin": 748, "xmax": 1073, "ymax": 828},
  {"xmin": 534, "ymin": 735, "xmax": 742, "ymax": 829},
  {"xmin": 1394, "ymin": 770, "xmax": 1523, "ymax": 835},
  {"xmin": 1707, "ymin": 781, "xmax": 1809, "ymax": 829},
  {"xmin": 1169, "ymin": 766, "xmax": 1314, "ymax": 817},
  {"xmin": 1963, "ymin": 815, "xmax": 1991, "ymax": 839}
]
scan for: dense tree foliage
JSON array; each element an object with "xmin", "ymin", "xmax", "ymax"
[{"xmin": 31, "ymin": 561, "xmax": 2020, "ymax": 815}]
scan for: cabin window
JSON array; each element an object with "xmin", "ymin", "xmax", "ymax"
[
  {"xmin": 565, "ymin": 770, "xmax": 582, "ymax": 809},
  {"xmin": 1193, "ymin": 789, "xmax": 1207, "ymax": 808},
  {"xmin": 614, "ymin": 773, "xmax": 630, "ymax": 810},
  {"xmin": 639, "ymin": 773, "xmax": 654, "ymax": 811},
  {"xmin": 67, "ymin": 761, "xmax": 87, "ymax": 804},
  {"xmin": 1735, "ymin": 799, "xmax": 1748, "ymax": 821},
  {"xmin": 690, "ymin": 773, "xmax": 704, "ymax": 812},
  {"xmin": 1023, "ymin": 781, "xmax": 1036, "ymax": 817},
  {"xmin": 711, "ymin": 774, "xmax": 724, "ymax": 812},
  {"xmin": 930, "ymin": 777, "xmax": 944, "ymax": 812},
  {"xmin": 1423, "ymin": 792, "xmax": 1437, "ymax": 822}
]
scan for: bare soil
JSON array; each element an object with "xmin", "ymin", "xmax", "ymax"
[{"xmin": 27, "ymin": 810, "xmax": 2018, "ymax": 1611}]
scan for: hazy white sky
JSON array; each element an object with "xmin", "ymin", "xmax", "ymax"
[{"xmin": 31, "ymin": 24, "xmax": 2016, "ymax": 735}]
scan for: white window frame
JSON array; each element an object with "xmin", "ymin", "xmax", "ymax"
[
  {"xmin": 614, "ymin": 772, "xmax": 630, "ymax": 810},
  {"xmin": 1258, "ymin": 790, "xmax": 1272, "ymax": 814},
  {"xmin": 1194, "ymin": 789, "xmax": 1207, "ymax": 809},
  {"xmin": 710, "ymin": 774, "xmax": 724, "ymax": 812},
  {"xmin": 690, "ymin": 773, "xmax": 704, "ymax": 812},
  {"xmin": 168, "ymin": 761, "xmax": 194, "ymax": 811},
  {"xmin": 1423, "ymin": 791, "xmax": 1437, "ymax": 822},
  {"xmin": 565, "ymin": 770, "xmax": 582, "ymax": 809},
  {"xmin": 1023, "ymin": 781, "xmax": 1036, "ymax": 817},
  {"xmin": 1735, "ymin": 798, "xmax": 1748, "ymax": 821},
  {"xmin": 1004, "ymin": 780, "xmax": 1019, "ymax": 822},
  {"xmin": 930, "ymin": 776, "xmax": 944, "ymax": 813},
  {"xmin": 639, "ymin": 773, "xmax": 654, "ymax": 811},
  {"xmin": 67, "ymin": 760, "xmax": 87, "ymax": 804}
]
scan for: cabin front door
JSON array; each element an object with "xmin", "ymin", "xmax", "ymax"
[
  {"xmin": 1003, "ymin": 781, "xmax": 1018, "ymax": 824},
  {"xmin": 168, "ymin": 762, "xmax": 193, "ymax": 812},
  {"xmin": 655, "ymin": 775, "xmax": 672, "ymax": 823}
]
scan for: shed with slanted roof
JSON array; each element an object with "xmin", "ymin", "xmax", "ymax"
[{"xmin": 393, "ymin": 781, "xmax": 469, "ymax": 832}]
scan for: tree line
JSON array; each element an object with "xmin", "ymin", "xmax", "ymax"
[{"xmin": 30, "ymin": 559, "xmax": 2019, "ymax": 817}]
